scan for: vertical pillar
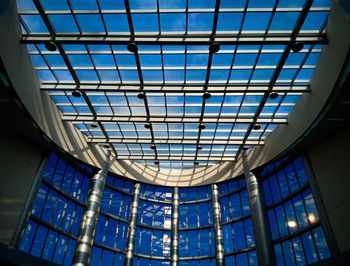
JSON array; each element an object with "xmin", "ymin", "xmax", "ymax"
[
  {"xmin": 242, "ymin": 149, "xmax": 274, "ymax": 266},
  {"xmin": 124, "ymin": 183, "xmax": 141, "ymax": 266},
  {"xmin": 211, "ymin": 184, "xmax": 224, "ymax": 266},
  {"xmin": 171, "ymin": 187, "xmax": 179, "ymax": 266},
  {"xmin": 73, "ymin": 151, "xmax": 111, "ymax": 266}
]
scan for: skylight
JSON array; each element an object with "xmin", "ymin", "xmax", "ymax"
[{"xmin": 17, "ymin": 0, "xmax": 331, "ymax": 168}]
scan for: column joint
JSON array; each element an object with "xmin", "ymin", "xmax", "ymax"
[
  {"xmin": 73, "ymin": 150, "xmax": 111, "ymax": 266},
  {"xmin": 124, "ymin": 182, "xmax": 141, "ymax": 266},
  {"xmin": 171, "ymin": 187, "xmax": 179, "ymax": 266},
  {"xmin": 211, "ymin": 184, "xmax": 224, "ymax": 266}
]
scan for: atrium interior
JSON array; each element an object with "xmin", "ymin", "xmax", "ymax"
[{"xmin": 0, "ymin": 0, "xmax": 350, "ymax": 265}]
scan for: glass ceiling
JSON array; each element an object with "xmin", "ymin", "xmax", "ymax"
[{"xmin": 17, "ymin": 0, "xmax": 330, "ymax": 168}]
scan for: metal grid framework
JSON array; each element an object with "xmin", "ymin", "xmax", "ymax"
[{"xmin": 17, "ymin": 0, "xmax": 331, "ymax": 168}]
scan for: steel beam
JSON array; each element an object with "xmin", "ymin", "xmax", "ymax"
[
  {"xmin": 237, "ymin": 0, "xmax": 316, "ymax": 157},
  {"xmin": 21, "ymin": 34, "xmax": 327, "ymax": 46},
  {"xmin": 63, "ymin": 115, "xmax": 287, "ymax": 124}
]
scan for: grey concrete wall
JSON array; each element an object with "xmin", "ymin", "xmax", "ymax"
[
  {"xmin": 0, "ymin": 128, "xmax": 44, "ymax": 244},
  {"xmin": 308, "ymin": 124, "xmax": 350, "ymax": 253}
]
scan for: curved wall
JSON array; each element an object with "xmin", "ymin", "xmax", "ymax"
[
  {"xmin": 17, "ymin": 151, "xmax": 335, "ymax": 265},
  {"xmin": 18, "ymin": 152, "xmax": 257, "ymax": 265},
  {"xmin": 0, "ymin": 1, "xmax": 349, "ymax": 186}
]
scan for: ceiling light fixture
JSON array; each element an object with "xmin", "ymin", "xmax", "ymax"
[
  {"xmin": 127, "ymin": 42, "xmax": 138, "ymax": 53},
  {"xmin": 269, "ymin": 91, "xmax": 279, "ymax": 99},
  {"xmin": 72, "ymin": 90, "xmax": 82, "ymax": 98},
  {"xmin": 91, "ymin": 123, "xmax": 98, "ymax": 128},
  {"xmin": 203, "ymin": 92, "xmax": 211, "ymax": 99},
  {"xmin": 154, "ymin": 161, "xmax": 160, "ymax": 165},
  {"xmin": 291, "ymin": 42, "xmax": 304, "ymax": 53},
  {"xmin": 45, "ymin": 41, "xmax": 57, "ymax": 52},
  {"xmin": 194, "ymin": 161, "xmax": 199, "ymax": 166},
  {"xmin": 137, "ymin": 92, "xmax": 146, "ymax": 99},
  {"xmin": 198, "ymin": 124, "xmax": 206, "ymax": 130},
  {"xmin": 150, "ymin": 144, "xmax": 156, "ymax": 150},
  {"xmin": 209, "ymin": 43, "xmax": 220, "ymax": 53},
  {"xmin": 253, "ymin": 124, "xmax": 261, "ymax": 130},
  {"xmin": 196, "ymin": 145, "xmax": 203, "ymax": 151},
  {"xmin": 144, "ymin": 123, "xmax": 151, "ymax": 129},
  {"xmin": 103, "ymin": 144, "xmax": 110, "ymax": 149}
]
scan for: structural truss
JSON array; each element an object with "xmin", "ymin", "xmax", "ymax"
[{"xmin": 17, "ymin": 0, "xmax": 330, "ymax": 168}]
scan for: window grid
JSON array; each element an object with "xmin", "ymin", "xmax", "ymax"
[
  {"xmin": 260, "ymin": 156, "xmax": 331, "ymax": 266},
  {"xmin": 20, "ymin": 220, "xmax": 77, "ymax": 266},
  {"xmin": 19, "ymin": 153, "xmax": 93, "ymax": 265},
  {"xmin": 93, "ymin": 174, "xmax": 136, "ymax": 265},
  {"xmin": 94, "ymin": 214, "xmax": 129, "ymax": 251},
  {"xmin": 18, "ymin": 152, "xmax": 334, "ymax": 265},
  {"xmin": 17, "ymin": 0, "xmax": 330, "ymax": 168},
  {"xmin": 91, "ymin": 246, "xmax": 125, "ymax": 266},
  {"xmin": 218, "ymin": 178, "xmax": 257, "ymax": 265}
]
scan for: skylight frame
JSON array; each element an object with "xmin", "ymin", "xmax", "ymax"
[{"xmin": 17, "ymin": 0, "xmax": 330, "ymax": 168}]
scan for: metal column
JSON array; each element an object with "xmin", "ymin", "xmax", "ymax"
[
  {"xmin": 73, "ymin": 151, "xmax": 111, "ymax": 266},
  {"xmin": 171, "ymin": 187, "xmax": 179, "ymax": 266},
  {"xmin": 211, "ymin": 184, "xmax": 224, "ymax": 266},
  {"xmin": 124, "ymin": 183, "xmax": 141, "ymax": 266},
  {"xmin": 242, "ymin": 149, "xmax": 274, "ymax": 266}
]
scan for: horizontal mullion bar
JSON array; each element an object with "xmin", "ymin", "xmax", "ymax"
[
  {"xmin": 36, "ymin": 65, "xmax": 316, "ymax": 71},
  {"xmin": 30, "ymin": 215, "xmax": 79, "ymax": 241},
  {"xmin": 21, "ymin": 34, "xmax": 327, "ymax": 45},
  {"xmin": 101, "ymin": 142, "xmax": 243, "ymax": 146},
  {"xmin": 18, "ymin": 7, "xmax": 330, "ymax": 15},
  {"xmin": 42, "ymin": 83, "xmax": 310, "ymax": 88},
  {"xmin": 89, "ymin": 139, "xmax": 264, "ymax": 145},
  {"xmin": 82, "ymin": 129, "xmax": 264, "ymax": 133},
  {"xmin": 272, "ymin": 220, "xmax": 321, "ymax": 244},
  {"xmin": 41, "ymin": 178, "xmax": 86, "ymax": 207},
  {"xmin": 106, "ymin": 156, "xmax": 237, "ymax": 161},
  {"xmin": 41, "ymin": 86, "xmax": 311, "ymax": 95},
  {"xmin": 63, "ymin": 116, "xmax": 288, "ymax": 123},
  {"xmin": 31, "ymin": 49, "xmax": 321, "ymax": 55},
  {"xmin": 90, "ymin": 137, "xmax": 262, "ymax": 142},
  {"xmin": 56, "ymin": 102, "xmax": 294, "ymax": 107}
]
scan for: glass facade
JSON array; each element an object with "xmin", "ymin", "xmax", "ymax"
[
  {"xmin": 179, "ymin": 186, "xmax": 215, "ymax": 265},
  {"xmin": 18, "ymin": 152, "xmax": 333, "ymax": 265},
  {"xmin": 19, "ymin": 153, "xmax": 93, "ymax": 265},
  {"xmin": 134, "ymin": 184, "xmax": 172, "ymax": 264},
  {"xmin": 91, "ymin": 173, "xmax": 134, "ymax": 264},
  {"xmin": 259, "ymin": 156, "xmax": 331, "ymax": 265},
  {"xmin": 219, "ymin": 179, "xmax": 257, "ymax": 265}
]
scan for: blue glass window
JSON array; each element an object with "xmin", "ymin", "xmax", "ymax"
[
  {"xmin": 19, "ymin": 153, "xmax": 92, "ymax": 263},
  {"xmin": 260, "ymin": 156, "xmax": 331, "ymax": 265}
]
